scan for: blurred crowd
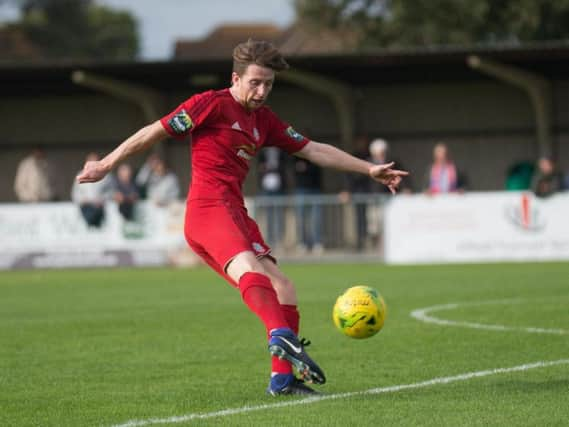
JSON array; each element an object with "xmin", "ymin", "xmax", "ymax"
[
  {"xmin": 12, "ymin": 139, "xmax": 569, "ymax": 236},
  {"xmin": 13, "ymin": 149, "xmax": 180, "ymax": 228},
  {"xmin": 255, "ymin": 135, "xmax": 569, "ymax": 253},
  {"xmin": 70, "ymin": 152, "xmax": 180, "ymax": 228}
]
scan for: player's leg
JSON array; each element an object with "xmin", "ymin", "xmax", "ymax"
[
  {"xmin": 188, "ymin": 233, "xmax": 293, "ymax": 349},
  {"xmin": 226, "ymin": 251, "xmax": 291, "ymax": 333},
  {"xmin": 187, "ymin": 235, "xmax": 299, "ymax": 386},
  {"xmin": 226, "ymin": 252, "xmax": 326, "ymax": 389},
  {"xmin": 241, "ymin": 215, "xmax": 325, "ymax": 386},
  {"xmin": 184, "ymin": 242, "xmax": 308, "ymax": 393},
  {"xmin": 234, "ymin": 255, "xmax": 298, "ymax": 381},
  {"xmin": 258, "ymin": 256, "xmax": 298, "ymax": 328},
  {"xmin": 258, "ymin": 256, "xmax": 313, "ymax": 394},
  {"xmin": 225, "ymin": 251, "xmax": 293, "ymax": 380},
  {"xmin": 186, "ymin": 201, "xmax": 324, "ymax": 392},
  {"xmin": 186, "ymin": 200, "xmax": 291, "ymax": 334}
]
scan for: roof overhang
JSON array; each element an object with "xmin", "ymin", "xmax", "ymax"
[{"xmin": 2, "ymin": 42, "xmax": 569, "ymax": 96}]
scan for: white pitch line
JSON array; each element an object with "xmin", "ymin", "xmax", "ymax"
[
  {"xmin": 111, "ymin": 359, "xmax": 569, "ymax": 427},
  {"xmin": 411, "ymin": 300, "xmax": 569, "ymax": 335}
]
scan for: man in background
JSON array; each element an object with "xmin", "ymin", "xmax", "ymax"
[
  {"xmin": 145, "ymin": 157, "xmax": 180, "ymax": 206},
  {"xmin": 14, "ymin": 147, "xmax": 56, "ymax": 202},
  {"xmin": 294, "ymin": 155, "xmax": 324, "ymax": 254},
  {"xmin": 531, "ymin": 156, "xmax": 564, "ymax": 198},
  {"xmin": 72, "ymin": 152, "xmax": 114, "ymax": 228},
  {"xmin": 258, "ymin": 146, "xmax": 287, "ymax": 248},
  {"xmin": 341, "ymin": 137, "xmax": 409, "ymax": 251},
  {"xmin": 113, "ymin": 164, "xmax": 139, "ymax": 220}
]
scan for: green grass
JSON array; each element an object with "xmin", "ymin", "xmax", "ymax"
[{"xmin": 1, "ymin": 262, "xmax": 568, "ymax": 426}]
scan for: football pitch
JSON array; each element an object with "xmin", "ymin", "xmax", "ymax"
[{"xmin": 1, "ymin": 262, "xmax": 568, "ymax": 426}]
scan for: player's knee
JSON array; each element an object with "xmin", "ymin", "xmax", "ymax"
[
  {"xmin": 226, "ymin": 252, "xmax": 268, "ymax": 282},
  {"xmin": 241, "ymin": 259, "xmax": 267, "ymax": 276}
]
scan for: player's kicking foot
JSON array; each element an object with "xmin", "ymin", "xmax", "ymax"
[
  {"xmin": 266, "ymin": 374, "xmax": 320, "ymax": 396},
  {"xmin": 268, "ymin": 328, "xmax": 326, "ymax": 384}
]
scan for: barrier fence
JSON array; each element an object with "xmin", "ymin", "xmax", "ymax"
[
  {"xmin": 1, "ymin": 192, "xmax": 568, "ymax": 269},
  {"xmin": 384, "ymin": 191, "xmax": 569, "ymax": 264}
]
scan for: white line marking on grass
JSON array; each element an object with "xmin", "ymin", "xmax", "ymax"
[
  {"xmin": 111, "ymin": 359, "xmax": 569, "ymax": 427},
  {"xmin": 411, "ymin": 299, "xmax": 569, "ymax": 335}
]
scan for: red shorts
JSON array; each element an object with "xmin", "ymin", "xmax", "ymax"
[{"xmin": 184, "ymin": 199, "xmax": 272, "ymax": 286}]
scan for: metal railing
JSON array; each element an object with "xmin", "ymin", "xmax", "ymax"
[{"xmin": 248, "ymin": 193, "xmax": 391, "ymax": 259}]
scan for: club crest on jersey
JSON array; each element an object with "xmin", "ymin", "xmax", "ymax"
[
  {"xmin": 285, "ymin": 126, "xmax": 304, "ymax": 142},
  {"xmin": 168, "ymin": 109, "xmax": 193, "ymax": 134},
  {"xmin": 252, "ymin": 242, "xmax": 265, "ymax": 253}
]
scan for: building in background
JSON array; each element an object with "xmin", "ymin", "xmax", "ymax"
[
  {"xmin": 1, "ymin": 30, "xmax": 569, "ymax": 201},
  {"xmin": 173, "ymin": 23, "xmax": 357, "ymax": 59}
]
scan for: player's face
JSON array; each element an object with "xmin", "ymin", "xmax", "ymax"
[{"xmin": 231, "ymin": 64, "xmax": 275, "ymax": 111}]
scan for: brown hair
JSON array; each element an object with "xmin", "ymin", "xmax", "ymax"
[{"xmin": 232, "ymin": 39, "xmax": 289, "ymax": 76}]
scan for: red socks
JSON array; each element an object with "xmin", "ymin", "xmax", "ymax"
[
  {"xmin": 239, "ymin": 272, "xmax": 288, "ymax": 332},
  {"xmin": 238, "ymin": 272, "xmax": 301, "ymax": 376},
  {"xmin": 281, "ymin": 304, "xmax": 300, "ymax": 335},
  {"xmin": 271, "ymin": 304, "xmax": 300, "ymax": 375}
]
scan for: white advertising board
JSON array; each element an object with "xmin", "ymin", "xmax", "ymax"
[
  {"xmin": 0, "ymin": 201, "xmax": 193, "ymax": 269},
  {"xmin": 384, "ymin": 192, "xmax": 569, "ymax": 264}
]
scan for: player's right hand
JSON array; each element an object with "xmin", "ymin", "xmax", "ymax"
[
  {"xmin": 76, "ymin": 160, "xmax": 109, "ymax": 183},
  {"xmin": 369, "ymin": 162, "xmax": 409, "ymax": 194}
]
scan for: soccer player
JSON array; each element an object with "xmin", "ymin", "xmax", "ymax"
[{"xmin": 77, "ymin": 39, "xmax": 408, "ymax": 396}]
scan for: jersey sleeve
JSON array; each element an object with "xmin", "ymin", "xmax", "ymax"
[
  {"xmin": 264, "ymin": 109, "xmax": 310, "ymax": 154},
  {"xmin": 160, "ymin": 90, "xmax": 219, "ymax": 139}
]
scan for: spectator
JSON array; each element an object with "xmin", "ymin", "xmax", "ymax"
[
  {"xmin": 146, "ymin": 157, "xmax": 180, "ymax": 206},
  {"xmin": 531, "ymin": 156, "xmax": 564, "ymax": 198},
  {"xmin": 258, "ymin": 147, "xmax": 287, "ymax": 248},
  {"xmin": 341, "ymin": 135, "xmax": 375, "ymax": 194},
  {"xmin": 340, "ymin": 136, "xmax": 374, "ymax": 251},
  {"xmin": 341, "ymin": 137, "xmax": 409, "ymax": 251},
  {"xmin": 369, "ymin": 139, "xmax": 395, "ymax": 193},
  {"xmin": 135, "ymin": 152, "xmax": 161, "ymax": 198},
  {"xmin": 71, "ymin": 152, "xmax": 114, "ymax": 228},
  {"xmin": 113, "ymin": 164, "xmax": 139, "ymax": 221},
  {"xmin": 368, "ymin": 138, "xmax": 412, "ymax": 193},
  {"xmin": 366, "ymin": 138, "xmax": 395, "ymax": 250},
  {"xmin": 14, "ymin": 147, "xmax": 56, "ymax": 202},
  {"xmin": 294, "ymin": 156, "xmax": 323, "ymax": 254},
  {"xmin": 424, "ymin": 142, "xmax": 466, "ymax": 194}
]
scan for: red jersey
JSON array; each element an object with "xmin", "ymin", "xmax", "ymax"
[{"xmin": 160, "ymin": 89, "xmax": 309, "ymax": 203}]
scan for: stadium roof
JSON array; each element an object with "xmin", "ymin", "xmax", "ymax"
[{"xmin": 3, "ymin": 41, "xmax": 569, "ymax": 96}]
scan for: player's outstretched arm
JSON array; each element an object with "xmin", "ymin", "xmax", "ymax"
[
  {"xmin": 295, "ymin": 141, "xmax": 409, "ymax": 194},
  {"xmin": 77, "ymin": 121, "xmax": 168, "ymax": 183}
]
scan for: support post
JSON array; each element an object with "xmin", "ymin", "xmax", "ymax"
[
  {"xmin": 280, "ymin": 69, "xmax": 355, "ymax": 150},
  {"xmin": 467, "ymin": 55, "xmax": 553, "ymax": 157},
  {"xmin": 71, "ymin": 70, "xmax": 164, "ymax": 123}
]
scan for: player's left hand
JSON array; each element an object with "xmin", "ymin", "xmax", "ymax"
[{"xmin": 369, "ymin": 162, "xmax": 409, "ymax": 194}]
